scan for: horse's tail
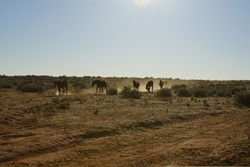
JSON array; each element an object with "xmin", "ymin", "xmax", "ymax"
[{"xmin": 104, "ymin": 81, "xmax": 108, "ymax": 91}]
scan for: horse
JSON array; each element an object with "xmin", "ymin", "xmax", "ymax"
[
  {"xmin": 159, "ymin": 80, "xmax": 164, "ymax": 89},
  {"xmin": 146, "ymin": 80, "xmax": 154, "ymax": 92},
  {"xmin": 55, "ymin": 80, "xmax": 68, "ymax": 95},
  {"xmin": 92, "ymin": 80, "xmax": 107, "ymax": 93},
  {"xmin": 133, "ymin": 80, "xmax": 140, "ymax": 90}
]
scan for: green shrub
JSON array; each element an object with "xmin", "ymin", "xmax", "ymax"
[
  {"xmin": 19, "ymin": 84, "xmax": 44, "ymax": 93},
  {"xmin": 107, "ymin": 88, "xmax": 118, "ymax": 95},
  {"xmin": 235, "ymin": 93, "xmax": 250, "ymax": 107},
  {"xmin": 156, "ymin": 88, "xmax": 172, "ymax": 98},
  {"xmin": 121, "ymin": 87, "xmax": 141, "ymax": 99},
  {"xmin": 177, "ymin": 88, "xmax": 191, "ymax": 97}
]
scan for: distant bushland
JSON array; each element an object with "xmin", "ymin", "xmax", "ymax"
[{"xmin": 18, "ymin": 84, "xmax": 44, "ymax": 93}]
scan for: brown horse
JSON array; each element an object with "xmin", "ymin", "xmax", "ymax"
[
  {"xmin": 146, "ymin": 80, "xmax": 154, "ymax": 92},
  {"xmin": 55, "ymin": 80, "xmax": 68, "ymax": 95},
  {"xmin": 133, "ymin": 80, "xmax": 140, "ymax": 90},
  {"xmin": 92, "ymin": 80, "xmax": 107, "ymax": 93},
  {"xmin": 159, "ymin": 80, "xmax": 164, "ymax": 89}
]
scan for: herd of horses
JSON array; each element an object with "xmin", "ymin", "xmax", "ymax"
[{"xmin": 55, "ymin": 79, "xmax": 165, "ymax": 95}]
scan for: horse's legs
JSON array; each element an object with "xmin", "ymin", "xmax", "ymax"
[
  {"xmin": 152, "ymin": 85, "xmax": 154, "ymax": 92},
  {"xmin": 63, "ymin": 88, "xmax": 65, "ymax": 95},
  {"xmin": 96, "ymin": 86, "xmax": 98, "ymax": 93}
]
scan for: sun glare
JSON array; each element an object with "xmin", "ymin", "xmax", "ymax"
[{"xmin": 133, "ymin": 0, "xmax": 151, "ymax": 7}]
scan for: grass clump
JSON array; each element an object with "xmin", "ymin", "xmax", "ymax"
[
  {"xmin": 107, "ymin": 88, "xmax": 118, "ymax": 95},
  {"xmin": 121, "ymin": 87, "xmax": 141, "ymax": 99},
  {"xmin": 235, "ymin": 92, "xmax": 250, "ymax": 107},
  {"xmin": 156, "ymin": 88, "xmax": 172, "ymax": 98}
]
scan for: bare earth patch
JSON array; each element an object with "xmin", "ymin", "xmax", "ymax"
[{"xmin": 0, "ymin": 89, "xmax": 249, "ymax": 166}]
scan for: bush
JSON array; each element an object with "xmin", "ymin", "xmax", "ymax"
[
  {"xmin": 156, "ymin": 88, "xmax": 172, "ymax": 98},
  {"xmin": 130, "ymin": 90, "xmax": 141, "ymax": 99},
  {"xmin": 192, "ymin": 89, "xmax": 206, "ymax": 98},
  {"xmin": 121, "ymin": 87, "xmax": 141, "ymax": 99},
  {"xmin": 107, "ymin": 88, "xmax": 118, "ymax": 95},
  {"xmin": 19, "ymin": 84, "xmax": 44, "ymax": 93},
  {"xmin": 235, "ymin": 93, "xmax": 250, "ymax": 107},
  {"xmin": 121, "ymin": 87, "xmax": 131, "ymax": 97},
  {"xmin": 177, "ymin": 88, "xmax": 191, "ymax": 97}
]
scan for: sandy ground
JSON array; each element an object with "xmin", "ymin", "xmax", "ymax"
[{"xmin": 0, "ymin": 89, "xmax": 249, "ymax": 166}]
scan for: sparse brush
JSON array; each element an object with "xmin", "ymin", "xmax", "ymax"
[
  {"xmin": 107, "ymin": 88, "xmax": 118, "ymax": 95},
  {"xmin": 156, "ymin": 88, "xmax": 172, "ymax": 98},
  {"xmin": 235, "ymin": 92, "xmax": 250, "ymax": 107}
]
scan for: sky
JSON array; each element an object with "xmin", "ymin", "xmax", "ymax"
[{"xmin": 0, "ymin": 0, "xmax": 249, "ymax": 80}]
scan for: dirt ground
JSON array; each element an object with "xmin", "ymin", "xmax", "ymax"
[{"xmin": 0, "ymin": 89, "xmax": 249, "ymax": 166}]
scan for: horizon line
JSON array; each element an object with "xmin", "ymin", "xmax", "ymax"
[{"xmin": 1, "ymin": 74, "xmax": 249, "ymax": 81}]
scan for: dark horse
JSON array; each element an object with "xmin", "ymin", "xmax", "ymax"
[
  {"xmin": 146, "ymin": 80, "xmax": 154, "ymax": 92},
  {"xmin": 159, "ymin": 80, "xmax": 164, "ymax": 89},
  {"xmin": 133, "ymin": 80, "xmax": 140, "ymax": 90},
  {"xmin": 55, "ymin": 80, "xmax": 68, "ymax": 95},
  {"xmin": 92, "ymin": 80, "xmax": 107, "ymax": 93}
]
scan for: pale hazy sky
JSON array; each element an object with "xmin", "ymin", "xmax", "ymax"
[{"xmin": 0, "ymin": 0, "xmax": 249, "ymax": 80}]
